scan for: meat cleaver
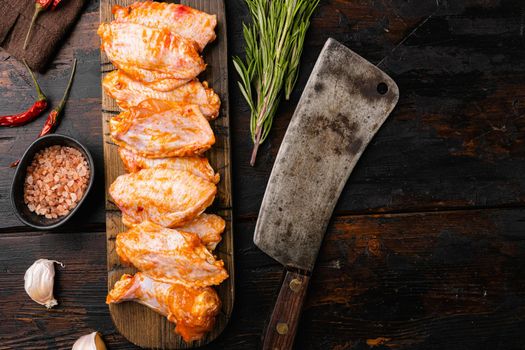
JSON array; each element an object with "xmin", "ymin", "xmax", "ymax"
[{"xmin": 253, "ymin": 38, "xmax": 399, "ymax": 350}]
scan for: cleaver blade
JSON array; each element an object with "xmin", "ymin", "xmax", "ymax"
[{"xmin": 254, "ymin": 38, "xmax": 399, "ymax": 350}]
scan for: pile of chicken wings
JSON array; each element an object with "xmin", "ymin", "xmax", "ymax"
[{"xmin": 98, "ymin": 1, "xmax": 227, "ymax": 342}]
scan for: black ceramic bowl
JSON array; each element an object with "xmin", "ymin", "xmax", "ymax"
[{"xmin": 11, "ymin": 134, "xmax": 95, "ymax": 230}]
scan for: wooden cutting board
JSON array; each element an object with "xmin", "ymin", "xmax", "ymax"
[{"xmin": 100, "ymin": 0, "xmax": 233, "ymax": 348}]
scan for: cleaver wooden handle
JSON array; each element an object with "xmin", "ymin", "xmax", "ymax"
[{"xmin": 261, "ymin": 270, "xmax": 311, "ymax": 350}]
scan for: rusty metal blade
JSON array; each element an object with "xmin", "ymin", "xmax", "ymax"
[{"xmin": 253, "ymin": 38, "xmax": 399, "ymax": 271}]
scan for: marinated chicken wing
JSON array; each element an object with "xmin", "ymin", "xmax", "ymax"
[
  {"xmin": 116, "ymin": 221, "xmax": 228, "ymax": 286},
  {"xmin": 110, "ymin": 99, "xmax": 215, "ymax": 158},
  {"xmin": 110, "ymin": 168, "xmax": 216, "ymax": 227},
  {"xmin": 145, "ymin": 77, "xmax": 190, "ymax": 92},
  {"xmin": 113, "ymin": 2, "xmax": 217, "ymax": 51},
  {"xmin": 107, "ymin": 272, "xmax": 221, "ymax": 342},
  {"xmin": 98, "ymin": 22, "xmax": 205, "ymax": 81},
  {"xmin": 103, "ymin": 71, "xmax": 220, "ymax": 119},
  {"xmin": 114, "ymin": 65, "xmax": 190, "ymax": 92},
  {"xmin": 176, "ymin": 214, "xmax": 225, "ymax": 251},
  {"xmin": 118, "ymin": 148, "xmax": 220, "ymax": 184}
]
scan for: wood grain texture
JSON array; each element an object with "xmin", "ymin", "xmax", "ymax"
[
  {"xmin": 0, "ymin": 5, "xmax": 105, "ymax": 230},
  {"xmin": 0, "ymin": 209, "xmax": 524, "ymax": 349},
  {"xmin": 229, "ymin": 0, "xmax": 525, "ymax": 219},
  {"xmin": 100, "ymin": 0, "xmax": 233, "ymax": 348},
  {"xmin": 1, "ymin": 0, "xmax": 525, "ymax": 349},
  {"xmin": 0, "ymin": 0, "xmax": 524, "ymax": 225},
  {"xmin": 261, "ymin": 270, "xmax": 310, "ymax": 350}
]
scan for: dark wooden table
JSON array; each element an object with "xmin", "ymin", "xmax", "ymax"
[{"xmin": 1, "ymin": 1, "xmax": 525, "ymax": 349}]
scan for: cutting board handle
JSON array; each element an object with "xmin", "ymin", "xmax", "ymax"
[{"xmin": 261, "ymin": 270, "xmax": 311, "ymax": 350}]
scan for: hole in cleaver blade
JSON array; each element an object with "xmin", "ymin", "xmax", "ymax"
[{"xmin": 253, "ymin": 38, "xmax": 400, "ymax": 272}]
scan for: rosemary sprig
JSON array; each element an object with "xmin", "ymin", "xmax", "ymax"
[{"xmin": 234, "ymin": 0, "xmax": 319, "ymax": 166}]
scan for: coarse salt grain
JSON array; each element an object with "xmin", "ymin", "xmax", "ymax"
[{"xmin": 23, "ymin": 145, "xmax": 90, "ymax": 219}]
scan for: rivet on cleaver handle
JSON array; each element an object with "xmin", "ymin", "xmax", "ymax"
[
  {"xmin": 254, "ymin": 38, "xmax": 399, "ymax": 271},
  {"xmin": 254, "ymin": 38, "xmax": 399, "ymax": 350}
]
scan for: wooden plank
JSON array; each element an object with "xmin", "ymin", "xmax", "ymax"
[
  {"xmin": 0, "ymin": 1, "xmax": 525, "ymax": 348},
  {"xmin": 0, "ymin": 231, "xmax": 117, "ymax": 350},
  {"xmin": 1, "ymin": 0, "xmax": 525, "ymax": 229},
  {"xmin": 1, "ymin": 208, "xmax": 524, "ymax": 349},
  {"xmin": 294, "ymin": 208, "xmax": 525, "ymax": 349},
  {"xmin": 228, "ymin": 0, "xmax": 525, "ymax": 218},
  {"xmin": 100, "ymin": 0, "xmax": 233, "ymax": 348},
  {"xmin": 236, "ymin": 208, "xmax": 525, "ymax": 350},
  {"xmin": 0, "ymin": 9, "xmax": 106, "ymax": 229}
]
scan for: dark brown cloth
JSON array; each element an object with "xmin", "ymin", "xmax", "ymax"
[{"xmin": 0, "ymin": 0, "xmax": 86, "ymax": 72}]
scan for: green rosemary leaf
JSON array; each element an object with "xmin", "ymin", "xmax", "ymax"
[{"xmin": 234, "ymin": 0, "xmax": 319, "ymax": 166}]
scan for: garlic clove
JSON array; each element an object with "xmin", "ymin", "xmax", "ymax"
[
  {"xmin": 24, "ymin": 259, "xmax": 64, "ymax": 308},
  {"xmin": 72, "ymin": 332, "xmax": 107, "ymax": 350}
]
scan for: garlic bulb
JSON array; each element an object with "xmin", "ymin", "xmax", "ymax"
[
  {"xmin": 24, "ymin": 259, "xmax": 64, "ymax": 308},
  {"xmin": 72, "ymin": 332, "xmax": 107, "ymax": 350}
]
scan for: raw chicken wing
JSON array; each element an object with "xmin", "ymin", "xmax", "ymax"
[
  {"xmin": 114, "ymin": 65, "xmax": 190, "ymax": 92},
  {"xmin": 98, "ymin": 22, "xmax": 205, "ymax": 81},
  {"xmin": 107, "ymin": 272, "xmax": 221, "ymax": 342},
  {"xmin": 103, "ymin": 71, "xmax": 220, "ymax": 119},
  {"xmin": 110, "ymin": 168, "xmax": 216, "ymax": 227},
  {"xmin": 176, "ymin": 214, "xmax": 226, "ymax": 251},
  {"xmin": 110, "ymin": 99, "xmax": 215, "ymax": 158},
  {"xmin": 116, "ymin": 221, "xmax": 229, "ymax": 286},
  {"xmin": 118, "ymin": 148, "xmax": 220, "ymax": 184},
  {"xmin": 113, "ymin": 2, "xmax": 217, "ymax": 51}
]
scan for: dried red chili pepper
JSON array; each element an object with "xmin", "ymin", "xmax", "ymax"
[
  {"xmin": 23, "ymin": 0, "xmax": 64, "ymax": 50},
  {"xmin": 38, "ymin": 58, "xmax": 77, "ymax": 137},
  {"xmin": 0, "ymin": 60, "xmax": 47, "ymax": 127},
  {"xmin": 51, "ymin": 0, "xmax": 63, "ymax": 10}
]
